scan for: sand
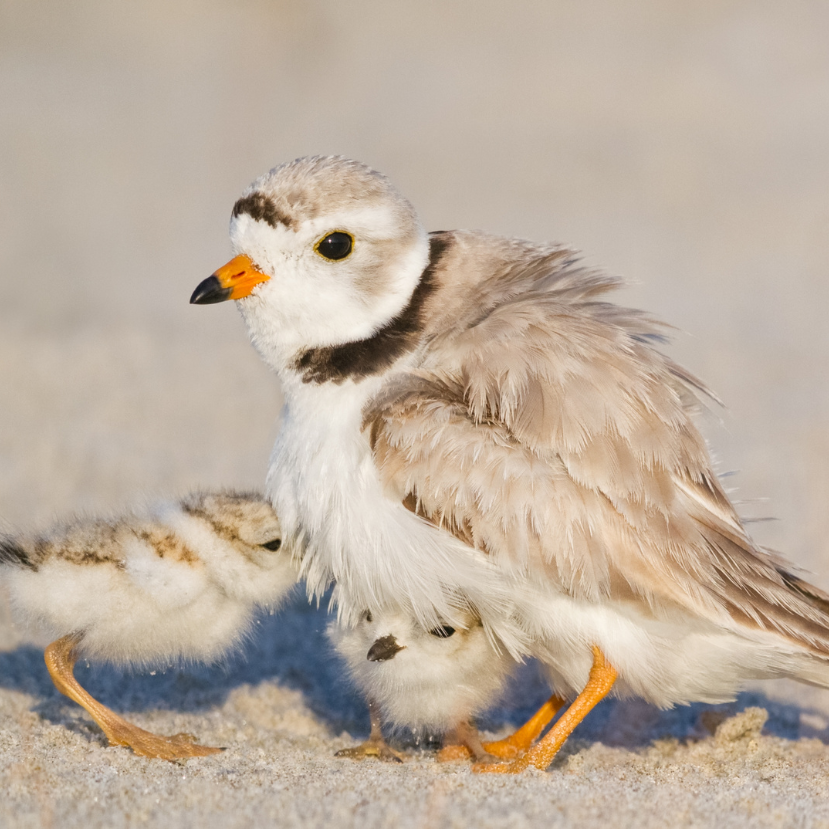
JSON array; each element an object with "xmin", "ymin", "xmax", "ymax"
[
  {"xmin": 2, "ymin": 1, "xmax": 829, "ymax": 826},
  {"xmin": 2, "ymin": 605, "xmax": 829, "ymax": 828}
]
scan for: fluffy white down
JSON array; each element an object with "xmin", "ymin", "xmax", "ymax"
[
  {"xmin": 328, "ymin": 609, "xmax": 516, "ymax": 733},
  {"xmin": 4, "ymin": 500, "xmax": 298, "ymax": 667}
]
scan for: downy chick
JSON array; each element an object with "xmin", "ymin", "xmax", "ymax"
[
  {"xmin": 329, "ymin": 608, "xmax": 561, "ymax": 763},
  {"xmin": 0, "ymin": 490, "xmax": 296, "ymax": 760}
]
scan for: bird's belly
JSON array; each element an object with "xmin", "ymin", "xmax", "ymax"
[
  {"xmin": 368, "ymin": 659, "xmax": 508, "ymax": 732},
  {"xmin": 524, "ymin": 591, "xmax": 808, "ymax": 706},
  {"xmin": 82, "ymin": 587, "xmax": 252, "ymax": 666}
]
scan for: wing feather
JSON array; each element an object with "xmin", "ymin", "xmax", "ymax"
[{"xmin": 365, "ymin": 231, "xmax": 829, "ymax": 654}]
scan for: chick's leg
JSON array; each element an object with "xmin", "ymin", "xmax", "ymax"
[
  {"xmin": 437, "ymin": 720, "xmax": 500, "ymax": 763},
  {"xmin": 335, "ymin": 699, "xmax": 405, "ymax": 763},
  {"xmin": 482, "ymin": 694, "xmax": 568, "ymax": 759},
  {"xmin": 44, "ymin": 635, "xmax": 223, "ymax": 761},
  {"xmin": 475, "ymin": 646, "xmax": 617, "ymax": 774}
]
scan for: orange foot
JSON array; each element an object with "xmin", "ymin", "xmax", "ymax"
[
  {"xmin": 472, "ymin": 756, "xmax": 530, "ymax": 775},
  {"xmin": 103, "ymin": 722, "xmax": 224, "ymax": 761},
  {"xmin": 440, "ymin": 694, "xmax": 568, "ymax": 764},
  {"xmin": 437, "ymin": 721, "xmax": 508, "ymax": 764},
  {"xmin": 45, "ymin": 635, "xmax": 223, "ymax": 762},
  {"xmin": 473, "ymin": 646, "xmax": 617, "ymax": 774},
  {"xmin": 436, "ymin": 743, "xmax": 472, "ymax": 762},
  {"xmin": 482, "ymin": 694, "xmax": 568, "ymax": 759}
]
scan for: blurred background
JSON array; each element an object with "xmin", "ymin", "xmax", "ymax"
[{"xmin": 0, "ymin": 1, "xmax": 827, "ymax": 595}]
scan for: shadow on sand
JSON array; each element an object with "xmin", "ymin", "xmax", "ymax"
[{"xmin": 1, "ymin": 590, "xmax": 827, "ymax": 751}]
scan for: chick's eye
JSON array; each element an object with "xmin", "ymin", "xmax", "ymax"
[
  {"xmin": 261, "ymin": 538, "xmax": 282, "ymax": 551},
  {"xmin": 315, "ymin": 231, "xmax": 353, "ymax": 261},
  {"xmin": 429, "ymin": 626, "xmax": 455, "ymax": 638}
]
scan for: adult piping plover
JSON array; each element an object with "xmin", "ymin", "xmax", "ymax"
[
  {"xmin": 1, "ymin": 491, "xmax": 296, "ymax": 760},
  {"xmin": 192, "ymin": 156, "xmax": 829, "ymax": 773},
  {"xmin": 329, "ymin": 607, "xmax": 559, "ymax": 763}
]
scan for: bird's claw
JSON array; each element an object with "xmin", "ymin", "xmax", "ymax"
[
  {"xmin": 335, "ymin": 740, "xmax": 405, "ymax": 763},
  {"xmin": 105, "ymin": 725, "xmax": 225, "ymax": 761}
]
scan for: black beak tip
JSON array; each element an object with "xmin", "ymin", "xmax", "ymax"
[
  {"xmin": 190, "ymin": 275, "xmax": 232, "ymax": 305},
  {"xmin": 367, "ymin": 635, "xmax": 404, "ymax": 662}
]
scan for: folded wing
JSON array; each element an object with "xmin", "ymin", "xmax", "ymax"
[{"xmin": 365, "ymin": 231, "xmax": 829, "ymax": 656}]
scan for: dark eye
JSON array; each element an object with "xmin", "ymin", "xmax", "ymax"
[
  {"xmin": 315, "ymin": 231, "xmax": 353, "ymax": 261},
  {"xmin": 261, "ymin": 538, "xmax": 282, "ymax": 551},
  {"xmin": 429, "ymin": 626, "xmax": 455, "ymax": 638},
  {"xmin": 363, "ymin": 610, "xmax": 373, "ymax": 623}
]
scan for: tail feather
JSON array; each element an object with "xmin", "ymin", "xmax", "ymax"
[{"xmin": 778, "ymin": 568, "xmax": 829, "ymax": 615}]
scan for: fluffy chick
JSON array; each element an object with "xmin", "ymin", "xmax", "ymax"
[
  {"xmin": 0, "ymin": 490, "xmax": 296, "ymax": 760},
  {"xmin": 329, "ymin": 608, "xmax": 551, "ymax": 763}
]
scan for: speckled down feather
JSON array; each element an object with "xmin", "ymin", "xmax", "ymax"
[{"xmin": 1, "ymin": 491, "xmax": 297, "ymax": 667}]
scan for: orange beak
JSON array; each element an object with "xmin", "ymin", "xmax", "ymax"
[{"xmin": 190, "ymin": 255, "xmax": 270, "ymax": 304}]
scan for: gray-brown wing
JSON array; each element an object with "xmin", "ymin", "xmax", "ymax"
[{"xmin": 365, "ymin": 258, "xmax": 829, "ymax": 654}]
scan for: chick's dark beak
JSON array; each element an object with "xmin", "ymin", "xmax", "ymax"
[{"xmin": 367, "ymin": 634, "xmax": 404, "ymax": 662}]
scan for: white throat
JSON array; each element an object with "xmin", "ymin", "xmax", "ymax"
[{"xmin": 235, "ymin": 223, "xmax": 430, "ymax": 375}]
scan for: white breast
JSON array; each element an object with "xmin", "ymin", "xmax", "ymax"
[{"xmin": 268, "ymin": 376, "xmax": 522, "ymax": 646}]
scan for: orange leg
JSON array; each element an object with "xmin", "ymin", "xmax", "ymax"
[
  {"xmin": 44, "ymin": 635, "xmax": 223, "ymax": 761},
  {"xmin": 438, "ymin": 695, "xmax": 568, "ymax": 763},
  {"xmin": 482, "ymin": 694, "xmax": 568, "ymax": 759},
  {"xmin": 475, "ymin": 646, "xmax": 617, "ymax": 774}
]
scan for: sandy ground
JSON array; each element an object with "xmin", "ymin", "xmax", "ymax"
[{"xmin": 2, "ymin": 1, "xmax": 829, "ymax": 826}]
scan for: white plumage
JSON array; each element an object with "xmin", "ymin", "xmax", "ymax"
[
  {"xmin": 192, "ymin": 155, "xmax": 829, "ymax": 772},
  {"xmin": 1, "ymin": 490, "xmax": 297, "ymax": 759},
  {"xmin": 329, "ymin": 608, "xmax": 517, "ymax": 762}
]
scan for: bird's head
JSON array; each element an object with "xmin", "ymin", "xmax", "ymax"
[
  {"xmin": 179, "ymin": 491, "xmax": 284, "ymax": 568},
  {"xmin": 352, "ymin": 608, "xmax": 493, "ymax": 683},
  {"xmin": 191, "ymin": 156, "xmax": 429, "ymax": 374}
]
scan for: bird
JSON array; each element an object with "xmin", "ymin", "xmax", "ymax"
[
  {"xmin": 1, "ymin": 490, "xmax": 296, "ymax": 761},
  {"xmin": 329, "ymin": 606, "xmax": 561, "ymax": 764},
  {"xmin": 191, "ymin": 155, "xmax": 829, "ymax": 773}
]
